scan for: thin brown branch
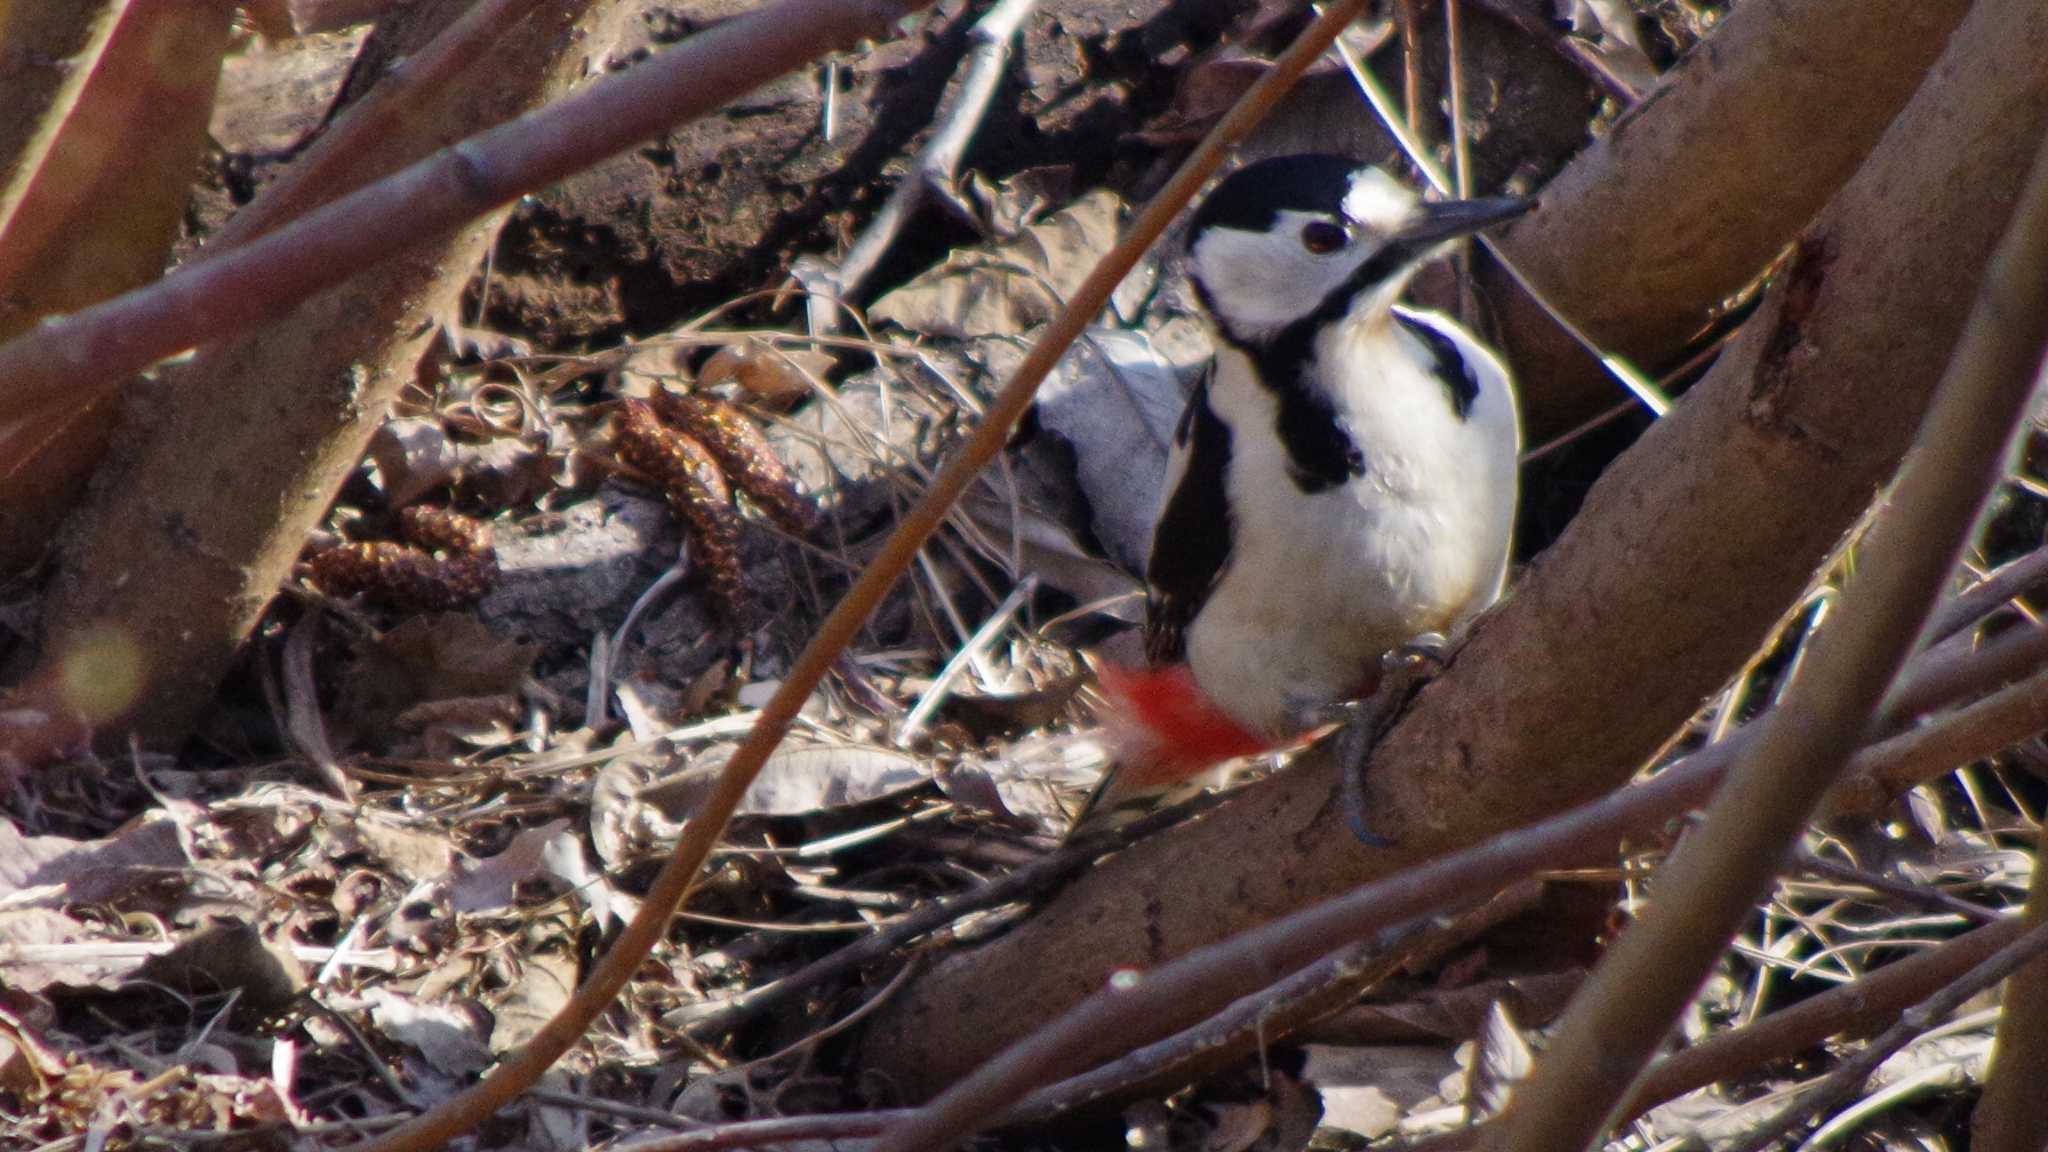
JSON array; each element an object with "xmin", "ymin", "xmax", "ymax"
[
  {"xmin": 1006, "ymin": 882, "xmax": 1543, "ymax": 1125},
  {"xmin": 1487, "ymin": 84, "xmax": 2048, "ymax": 1152},
  {"xmin": 351, "ymin": 2, "xmax": 1379, "ymax": 1148},
  {"xmin": 209, "ymin": 0, "xmax": 555, "ymax": 252},
  {"xmin": 1834, "ymin": 667, "xmax": 2048, "ymax": 819},
  {"xmin": 1423, "ymin": 915, "xmax": 2032, "ymax": 1152},
  {"xmin": 1883, "ymin": 619, "xmax": 2048, "ymax": 727},
  {"xmin": 0, "ymin": 0, "xmax": 936, "ymax": 425},
  {"xmin": 611, "ymin": 1109, "xmax": 910, "ymax": 1151},
  {"xmin": 1620, "ymin": 916, "xmax": 2028, "ymax": 1125},
  {"xmin": 1926, "ymin": 542, "xmax": 2048, "ymax": 644},
  {"xmin": 1970, "ymin": 822, "xmax": 2048, "ymax": 1152}
]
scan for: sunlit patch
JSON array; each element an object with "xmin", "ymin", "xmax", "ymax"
[
  {"xmin": 58, "ymin": 623, "xmax": 145, "ymax": 725},
  {"xmin": 1342, "ymin": 167, "xmax": 1419, "ymax": 232}
]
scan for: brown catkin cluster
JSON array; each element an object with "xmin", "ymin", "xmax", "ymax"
[
  {"xmin": 307, "ymin": 506, "xmax": 498, "ymax": 611},
  {"xmin": 614, "ymin": 399, "xmax": 750, "ymax": 632},
  {"xmin": 647, "ymin": 389, "xmax": 820, "ymax": 534}
]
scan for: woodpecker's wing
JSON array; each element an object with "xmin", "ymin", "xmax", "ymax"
[{"xmin": 1144, "ymin": 363, "xmax": 1234, "ymax": 664}]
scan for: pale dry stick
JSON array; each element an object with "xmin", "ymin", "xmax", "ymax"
[
  {"xmin": 799, "ymin": 0, "xmax": 1040, "ymax": 333},
  {"xmin": 1486, "ymin": 117, "xmax": 2048, "ymax": 1152},
  {"xmin": 1321, "ymin": 16, "xmax": 1672, "ymax": 416},
  {"xmin": 866, "ymin": 484, "xmax": 2048, "ymax": 1152},
  {"xmin": 0, "ymin": 0, "xmax": 940, "ymax": 426},
  {"xmin": 1925, "ymin": 541, "xmax": 2048, "ymax": 643},
  {"xmin": 673, "ymin": 795, "xmax": 1226, "ymax": 1040},
  {"xmin": 895, "ymin": 574, "xmax": 1036, "ymax": 746},
  {"xmin": 1724, "ymin": 919, "xmax": 2048, "ymax": 1152},
  {"xmin": 1006, "ymin": 882, "xmax": 1544, "ymax": 1125},
  {"xmin": 1793, "ymin": 853, "xmax": 2005, "ymax": 926}
]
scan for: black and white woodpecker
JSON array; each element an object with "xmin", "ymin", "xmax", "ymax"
[{"xmin": 1089, "ymin": 153, "xmax": 1531, "ymax": 820}]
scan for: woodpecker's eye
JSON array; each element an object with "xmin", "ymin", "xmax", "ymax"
[{"xmin": 1300, "ymin": 221, "xmax": 1348, "ymax": 255}]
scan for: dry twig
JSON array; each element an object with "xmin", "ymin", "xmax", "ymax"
[
  {"xmin": 351, "ymin": 1, "xmax": 1383, "ymax": 1147},
  {"xmin": 0, "ymin": 0, "xmax": 938, "ymax": 425},
  {"xmin": 798, "ymin": 0, "xmax": 1039, "ymax": 330}
]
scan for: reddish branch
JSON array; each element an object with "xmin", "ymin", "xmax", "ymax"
[{"xmin": 0, "ymin": 0, "xmax": 939, "ymax": 424}]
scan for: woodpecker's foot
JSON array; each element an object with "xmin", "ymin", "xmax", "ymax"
[
  {"xmin": 1326, "ymin": 637, "xmax": 1458, "ymax": 847},
  {"xmin": 1390, "ymin": 631, "xmax": 1453, "ymax": 676}
]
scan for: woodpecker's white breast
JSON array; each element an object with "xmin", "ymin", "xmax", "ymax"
[{"xmin": 1177, "ymin": 304, "xmax": 1519, "ymax": 737}]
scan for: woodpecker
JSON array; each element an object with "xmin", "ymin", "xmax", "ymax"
[{"xmin": 1083, "ymin": 154, "xmax": 1530, "ymax": 829}]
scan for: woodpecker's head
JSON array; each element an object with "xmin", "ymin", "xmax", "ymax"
[{"xmin": 1185, "ymin": 155, "xmax": 1531, "ymax": 347}]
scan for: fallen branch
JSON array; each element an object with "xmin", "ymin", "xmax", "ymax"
[
  {"xmin": 797, "ymin": 0, "xmax": 1039, "ymax": 331},
  {"xmin": 0, "ymin": 0, "xmax": 938, "ymax": 425}
]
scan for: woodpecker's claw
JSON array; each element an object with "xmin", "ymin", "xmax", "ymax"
[{"xmin": 1328, "ymin": 635, "xmax": 1462, "ymax": 847}]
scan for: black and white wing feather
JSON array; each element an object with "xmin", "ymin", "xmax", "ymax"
[{"xmin": 1144, "ymin": 365, "xmax": 1235, "ymax": 664}]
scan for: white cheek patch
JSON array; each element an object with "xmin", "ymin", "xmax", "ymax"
[
  {"xmin": 1343, "ymin": 169, "xmax": 1419, "ymax": 234},
  {"xmin": 1190, "ymin": 212, "xmax": 1361, "ymax": 342}
]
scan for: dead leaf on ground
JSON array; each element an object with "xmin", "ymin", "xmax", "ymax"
[
  {"xmin": 870, "ymin": 191, "xmax": 1148, "ymax": 339},
  {"xmin": 637, "ymin": 740, "xmax": 930, "ymax": 821}
]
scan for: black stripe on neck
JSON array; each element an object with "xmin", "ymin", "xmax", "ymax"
[
  {"xmin": 1204, "ymin": 241, "xmax": 1425, "ymax": 493},
  {"xmin": 1393, "ymin": 311, "xmax": 1480, "ymax": 420}
]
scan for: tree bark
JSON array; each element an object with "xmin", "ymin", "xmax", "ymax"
[
  {"xmin": 35, "ymin": 0, "xmax": 630, "ymax": 746},
  {"xmin": 857, "ymin": 0, "xmax": 2048, "ymax": 1100},
  {"xmin": 1487, "ymin": 0, "xmax": 1972, "ymax": 441}
]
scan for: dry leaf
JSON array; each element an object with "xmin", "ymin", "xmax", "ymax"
[
  {"xmin": 871, "ymin": 191, "xmax": 1140, "ymax": 339},
  {"xmin": 699, "ymin": 340, "xmax": 829, "ymax": 406},
  {"xmin": 636, "ymin": 740, "xmax": 930, "ymax": 821}
]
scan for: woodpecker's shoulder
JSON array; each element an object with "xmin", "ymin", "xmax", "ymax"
[
  {"xmin": 1145, "ymin": 364, "xmax": 1234, "ymax": 664},
  {"xmin": 1388, "ymin": 305, "xmax": 1516, "ymax": 427}
]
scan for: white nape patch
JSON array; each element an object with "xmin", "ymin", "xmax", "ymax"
[
  {"xmin": 1188, "ymin": 209, "xmax": 1361, "ymax": 343},
  {"xmin": 1342, "ymin": 168, "xmax": 1420, "ymax": 234}
]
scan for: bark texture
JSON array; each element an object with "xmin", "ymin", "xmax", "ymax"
[
  {"xmin": 1487, "ymin": 0, "xmax": 1972, "ymax": 440},
  {"xmin": 857, "ymin": 0, "xmax": 2048, "ymax": 1100}
]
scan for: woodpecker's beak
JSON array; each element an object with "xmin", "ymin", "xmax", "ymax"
[{"xmin": 1390, "ymin": 195, "xmax": 1534, "ymax": 248}]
